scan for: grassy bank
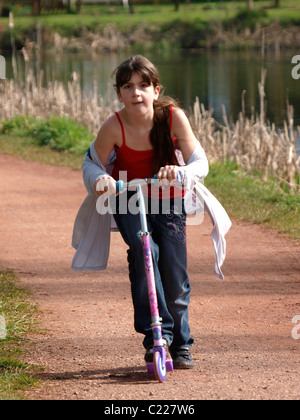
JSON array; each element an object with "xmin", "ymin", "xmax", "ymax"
[
  {"xmin": 1, "ymin": 1, "xmax": 300, "ymax": 51},
  {"xmin": 205, "ymin": 161, "xmax": 300, "ymax": 240},
  {"xmin": 0, "ymin": 131, "xmax": 299, "ymax": 240},
  {"xmin": 0, "ymin": 269, "xmax": 39, "ymax": 400}
]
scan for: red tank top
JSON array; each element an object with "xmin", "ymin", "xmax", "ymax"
[
  {"xmin": 111, "ymin": 112, "xmax": 154, "ymax": 182},
  {"xmin": 112, "ymin": 106, "xmax": 183, "ymax": 199}
]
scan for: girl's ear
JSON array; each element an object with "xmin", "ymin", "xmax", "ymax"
[
  {"xmin": 154, "ymin": 85, "xmax": 160, "ymax": 100},
  {"xmin": 117, "ymin": 91, "xmax": 123, "ymax": 103}
]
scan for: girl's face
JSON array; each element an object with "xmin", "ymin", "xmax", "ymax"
[{"xmin": 117, "ymin": 71, "xmax": 160, "ymax": 115}]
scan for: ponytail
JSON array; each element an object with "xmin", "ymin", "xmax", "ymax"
[{"xmin": 150, "ymin": 96, "xmax": 180, "ymax": 174}]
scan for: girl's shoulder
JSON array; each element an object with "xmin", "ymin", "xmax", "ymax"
[
  {"xmin": 101, "ymin": 112, "xmax": 122, "ymax": 132},
  {"xmin": 95, "ymin": 112, "xmax": 123, "ymax": 149},
  {"xmin": 170, "ymin": 106, "xmax": 190, "ymax": 127},
  {"xmin": 101, "ymin": 112, "xmax": 124, "ymax": 136}
]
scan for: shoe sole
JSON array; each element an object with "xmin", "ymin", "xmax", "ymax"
[{"xmin": 173, "ymin": 362, "xmax": 194, "ymax": 370}]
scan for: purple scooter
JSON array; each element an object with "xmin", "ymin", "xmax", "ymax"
[{"xmin": 116, "ymin": 175, "xmax": 181, "ymax": 382}]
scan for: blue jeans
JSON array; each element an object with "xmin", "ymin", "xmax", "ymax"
[{"xmin": 113, "ymin": 192, "xmax": 194, "ymax": 350}]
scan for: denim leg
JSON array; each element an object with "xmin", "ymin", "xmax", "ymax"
[
  {"xmin": 113, "ymin": 195, "xmax": 174, "ymax": 348},
  {"xmin": 151, "ymin": 202, "xmax": 194, "ymax": 350},
  {"xmin": 113, "ymin": 194, "xmax": 193, "ymax": 350}
]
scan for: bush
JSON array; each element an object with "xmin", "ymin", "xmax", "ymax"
[
  {"xmin": 230, "ymin": 8, "xmax": 269, "ymax": 31},
  {"xmin": 0, "ymin": 115, "xmax": 93, "ymax": 154}
]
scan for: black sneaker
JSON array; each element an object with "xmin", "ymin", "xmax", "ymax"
[{"xmin": 170, "ymin": 346, "xmax": 194, "ymax": 369}]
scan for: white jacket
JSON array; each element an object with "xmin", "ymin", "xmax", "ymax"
[{"xmin": 71, "ymin": 140, "xmax": 231, "ymax": 279}]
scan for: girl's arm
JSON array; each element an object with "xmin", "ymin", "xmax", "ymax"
[
  {"xmin": 94, "ymin": 115, "xmax": 119, "ymax": 167},
  {"xmin": 92, "ymin": 115, "xmax": 120, "ymax": 196}
]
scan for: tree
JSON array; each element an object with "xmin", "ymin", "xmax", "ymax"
[
  {"xmin": 274, "ymin": 0, "xmax": 280, "ymax": 7},
  {"xmin": 32, "ymin": 0, "xmax": 41, "ymax": 15},
  {"xmin": 76, "ymin": 0, "xmax": 82, "ymax": 13},
  {"xmin": 247, "ymin": 0, "xmax": 253, "ymax": 10},
  {"xmin": 122, "ymin": 0, "xmax": 134, "ymax": 14},
  {"xmin": 174, "ymin": 0, "xmax": 180, "ymax": 11}
]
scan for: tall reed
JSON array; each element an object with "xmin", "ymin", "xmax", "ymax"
[
  {"xmin": 0, "ymin": 69, "xmax": 119, "ymax": 137},
  {"xmin": 191, "ymin": 66, "xmax": 300, "ymax": 190},
  {"xmin": 0, "ymin": 69, "xmax": 299, "ymax": 189}
]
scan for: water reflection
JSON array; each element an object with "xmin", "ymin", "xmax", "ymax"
[{"xmin": 3, "ymin": 48, "xmax": 300, "ymax": 152}]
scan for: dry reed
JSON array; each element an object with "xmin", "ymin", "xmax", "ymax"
[
  {"xmin": 0, "ymin": 69, "xmax": 299, "ymax": 189},
  {"xmin": 191, "ymin": 94, "xmax": 300, "ymax": 190},
  {"xmin": 0, "ymin": 69, "xmax": 119, "ymax": 136}
]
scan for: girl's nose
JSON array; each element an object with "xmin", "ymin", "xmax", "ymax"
[{"xmin": 133, "ymin": 86, "xmax": 141, "ymax": 96}]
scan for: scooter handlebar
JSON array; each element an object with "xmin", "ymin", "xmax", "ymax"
[{"xmin": 115, "ymin": 172, "xmax": 183, "ymax": 193}]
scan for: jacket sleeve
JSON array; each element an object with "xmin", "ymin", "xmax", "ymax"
[
  {"xmin": 179, "ymin": 142, "xmax": 209, "ymax": 190},
  {"xmin": 81, "ymin": 141, "xmax": 116, "ymax": 197}
]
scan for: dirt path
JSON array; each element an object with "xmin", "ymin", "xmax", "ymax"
[{"xmin": 0, "ymin": 153, "xmax": 300, "ymax": 400}]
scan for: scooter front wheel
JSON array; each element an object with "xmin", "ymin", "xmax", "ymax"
[{"xmin": 153, "ymin": 350, "xmax": 167, "ymax": 383}]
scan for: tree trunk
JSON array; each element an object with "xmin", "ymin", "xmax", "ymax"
[
  {"xmin": 76, "ymin": 0, "xmax": 82, "ymax": 13},
  {"xmin": 247, "ymin": 0, "xmax": 253, "ymax": 10},
  {"xmin": 32, "ymin": 0, "xmax": 41, "ymax": 16}
]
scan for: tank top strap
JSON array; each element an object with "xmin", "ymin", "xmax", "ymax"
[
  {"xmin": 169, "ymin": 104, "xmax": 173, "ymax": 132},
  {"xmin": 169, "ymin": 104, "xmax": 177, "ymax": 143},
  {"xmin": 114, "ymin": 111, "xmax": 126, "ymax": 146}
]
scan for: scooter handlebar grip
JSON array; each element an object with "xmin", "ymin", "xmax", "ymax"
[
  {"xmin": 116, "ymin": 180, "xmax": 124, "ymax": 193},
  {"xmin": 177, "ymin": 171, "xmax": 183, "ymax": 182},
  {"xmin": 153, "ymin": 172, "xmax": 183, "ymax": 184}
]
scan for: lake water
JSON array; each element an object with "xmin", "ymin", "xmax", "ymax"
[{"xmin": 4, "ymin": 48, "xmax": 300, "ymax": 153}]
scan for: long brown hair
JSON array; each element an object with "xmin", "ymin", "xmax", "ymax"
[{"xmin": 113, "ymin": 55, "xmax": 179, "ymax": 174}]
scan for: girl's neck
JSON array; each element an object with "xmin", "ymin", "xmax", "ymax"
[{"xmin": 122, "ymin": 107, "xmax": 154, "ymax": 131}]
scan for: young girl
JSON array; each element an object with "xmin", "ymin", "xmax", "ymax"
[{"xmin": 72, "ymin": 55, "xmax": 227, "ymax": 369}]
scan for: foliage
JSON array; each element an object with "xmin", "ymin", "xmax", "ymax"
[
  {"xmin": 205, "ymin": 161, "xmax": 300, "ymax": 239},
  {"xmin": 229, "ymin": 8, "xmax": 269, "ymax": 31},
  {"xmin": 0, "ymin": 269, "xmax": 39, "ymax": 400},
  {"xmin": 1, "ymin": 2, "xmax": 300, "ymax": 51},
  {"xmin": 1, "ymin": 115, "xmax": 94, "ymax": 154}
]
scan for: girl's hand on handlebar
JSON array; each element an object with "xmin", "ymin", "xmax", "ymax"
[
  {"xmin": 95, "ymin": 176, "xmax": 117, "ymax": 197},
  {"xmin": 157, "ymin": 165, "xmax": 181, "ymax": 187}
]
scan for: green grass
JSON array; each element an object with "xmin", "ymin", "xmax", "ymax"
[
  {"xmin": 0, "ymin": 133, "xmax": 84, "ymax": 169},
  {"xmin": 1, "ymin": 115, "xmax": 93, "ymax": 153},
  {"xmin": 0, "ymin": 269, "xmax": 40, "ymax": 400},
  {"xmin": 205, "ymin": 161, "xmax": 300, "ymax": 240},
  {"xmin": 1, "ymin": 1, "xmax": 300, "ymax": 50},
  {"xmin": 0, "ymin": 115, "xmax": 92, "ymax": 169}
]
